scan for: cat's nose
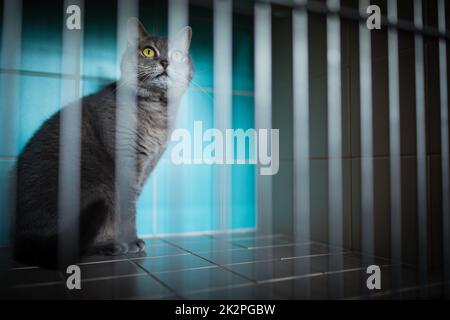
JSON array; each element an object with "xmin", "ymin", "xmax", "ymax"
[{"xmin": 160, "ymin": 59, "xmax": 169, "ymax": 69}]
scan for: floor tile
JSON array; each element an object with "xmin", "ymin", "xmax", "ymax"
[
  {"xmin": 141, "ymin": 238, "xmax": 189, "ymax": 257},
  {"xmin": 250, "ymin": 243, "xmax": 329, "ymax": 259},
  {"xmin": 135, "ymin": 253, "xmax": 214, "ymax": 274},
  {"xmin": 228, "ymin": 236, "xmax": 296, "ymax": 249},
  {"xmin": 182, "ymin": 283, "xmax": 285, "ymax": 300},
  {"xmin": 307, "ymin": 253, "xmax": 365, "ymax": 273},
  {"xmin": 225, "ymin": 258, "xmax": 315, "ymax": 283},
  {"xmin": 0, "ymin": 236, "xmax": 443, "ymax": 299},
  {"xmin": 78, "ymin": 254, "xmax": 129, "ymax": 264},
  {"xmin": 164, "ymin": 238, "xmax": 243, "ymax": 253},
  {"xmin": 71, "ymin": 274, "xmax": 174, "ymax": 300},
  {"xmin": 77, "ymin": 260, "xmax": 145, "ymax": 280},
  {"xmin": 0, "ymin": 283, "xmax": 70, "ymax": 300},
  {"xmin": 154, "ymin": 267, "xmax": 252, "ymax": 293},
  {"xmin": 4, "ymin": 267, "xmax": 63, "ymax": 287},
  {"xmin": 196, "ymin": 248, "xmax": 276, "ymax": 266}
]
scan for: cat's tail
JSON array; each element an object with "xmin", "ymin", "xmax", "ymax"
[{"xmin": 13, "ymin": 200, "xmax": 109, "ymax": 270}]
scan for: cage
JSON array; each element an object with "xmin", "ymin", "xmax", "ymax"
[{"xmin": 0, "ymin": 0, "xmax": 449, "ymax": 300}]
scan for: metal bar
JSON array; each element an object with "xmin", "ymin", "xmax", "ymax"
[
  {"xmin": 115, "ymin": 0, "xmax": 139, "ymax": 257},
  {"xmin": 414, "ymin": 0, "xmax": 428, "ymax": 298},
  {"xmin": 293, "ymin": 0, "xmax": 310, "ymax": 299},
  {"xmin": 0, "ymin": 0, "xmax": 22, "ymax": 158},
  {"xmin": 212, "ymin": 0, "xmax": 234, "ymax": 291},
  {"xmin": 387, "ymin": 0, "xmax": 403, "ymax": 298},
  {"xmin": 254, "ymin": 0, "xmax": 274, "ymax": 292},
  {"xmin": 268, "ymin": 0, "xmax": 450, "ymax": 41},
  {"xmin": 438, "ymin": 0, "xmax": 450, "ymax": 298},
  {"xmin": 359, "ymin": 0, "xmax": 374, "ymax": 282},
  {"xmin": 57, "ymin": 0, "xmax": 84, "ymax": 266},
  {"xmin": 254, "ymin": 1, "xmax": 273, "ymax": 236},
  {"xmin": 214, "ymin": 0, "xmax": 233, "ymax": 231},
  {"xmin": 166, "ymin": 0, "xmax": 189, "ymax": 249},
  {"xmin": 0, "ymin": 0, "xmax": 22, "ymax": 258},
  {"xmin": 327, "ymin": 0, "xmax": 343, "ymax": 299}
]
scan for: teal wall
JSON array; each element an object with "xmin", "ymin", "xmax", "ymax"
[{"xmin": 0, "ymin": 0, "xmax": 255, "ymax": 244}]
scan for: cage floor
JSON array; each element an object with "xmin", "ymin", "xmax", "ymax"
[{"xmin": 0, "ymin": 233, "xmax": 445, "ymax": 299}]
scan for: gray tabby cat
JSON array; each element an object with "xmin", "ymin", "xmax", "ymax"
[{"xmin": 14, "ymin": 18, "xmax": 193, "ymax": 268}]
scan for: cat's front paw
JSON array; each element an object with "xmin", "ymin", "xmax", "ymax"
[
  {"xmin": 95, "ymin": 241, "xmax": 129, "ymax": 256},
  {"xmin": 127, "ymin": 238, "xmax": 146, "ymax": 254}
]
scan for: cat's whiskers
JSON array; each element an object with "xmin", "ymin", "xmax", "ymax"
[{"xmin": 171, "ymin": 70, "xmax": 213, "ymax": 100}]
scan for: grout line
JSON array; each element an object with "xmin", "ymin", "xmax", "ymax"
[
  {"xmin": 0, "ymin": 68, "xmax": 254, "ymax": 97},
  {"xmin": 311, "ymin": 240, "xmax": 418, "ymax": 269},
  {"xmin": 257, "ymin": 272, "xmax": 325, "ymax": 285},
  {"xmin": 210, "ymin": 233, "xmax": 284, "ymax": 241},
  {"xmin": 280, "ymin": 252, "xmax": 348, "ymax": 261},
  {"xmin": 209, "ymin": 235, "xmax": 274, "ymax": 249},
  {"xmin": 10, "ymin": 266, "xmax": 39, "ymax": 271},
  {"xmin": 221, "ymin": 258, "xmax": 282, "ymax": 267},
  {"xmin": 256, "ymin": 264, "xmax": 392, "ymax": 285},
  {"xmin": 77, "ymin": 251, "xmax": 191, "ymax": 266},
  {"xmin": 160, "ymin": 238, "xmax": 257, "ymax": 284},
  {"xmin": 128, "ymin": 259, "xmax": 183, "ymax": 300},
  {"xmin": 80, "ymin": 272, "xmax": 147, "ymax": 283},
  {"xmin": 152, "ymin": 265, "xmax": 218, "ymax": 275},
  {"xmin": 76, "ymin": 258, "xmax": 130, "ymax": 266},
  {"xmin": 11, "ymin": 280, "xmax": 64, "ymax": 289},
  {"xmin": 247, "ymin": 241, "xmax": 313, "ymax": 250},
  {"xmin": 0, "ymin": 68, "xmax": 113, "ymax": 81},
  {"xmin": 139, "ymin": 228, "xmax": 256, "ymax": 239},
  {"xmin": 127, "ymin": 252, "xmax": 190, "ymax": 262}
]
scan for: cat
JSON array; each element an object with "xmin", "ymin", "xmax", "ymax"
[{"xmin": 13, "ymin": 18, "xmax": 193, "ymax": 269}]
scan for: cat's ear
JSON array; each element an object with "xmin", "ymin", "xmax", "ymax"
[
  {"xmin": 174, "ymin": 26, "xmax": 192, "ymax": 52},
  {"xmin": 127, "ymin": 18, "xmax": 148, "ymax": 44}
]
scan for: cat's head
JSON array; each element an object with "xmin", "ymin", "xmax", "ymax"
[{"xmin": 121, "ymin": 18, "xmax": 193, "ymax": 100}]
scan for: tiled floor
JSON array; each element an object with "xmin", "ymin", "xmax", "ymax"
[{"xmin": 0, "ymin": 233, "xmax": 445, "ymax": 299}]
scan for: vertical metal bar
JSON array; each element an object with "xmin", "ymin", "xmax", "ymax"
[
  {"xmin": 166, "ymin": 0, "xmax": 190, "ymax": 293},
  {"xmin": 0, "ymin": 0, "xmax": 21, "ymax": 156},
  {"xmin": 293, "ymin": 0, "xmax": 310, "ymax": 299},
  {"xmin": 387, "ymin": 0, "xmax": 403, "ymax": 297},
  {"xmin": 58, "ymin": 0, "xmax": 84, "ymax": 266},
  {"xmin": 168, "ymin": 0, "xmax": 189, "ymax": 40},
  {"xmin": 214, "ymin": 0, "xmax": 232, "ymax": 232},
  {"xmin": 359, "ymin": 0, "xmax": 374, "ymax": 275},
  {"xmin": 212, "ymin": 0, "xmax": 233, "ymax": 291},
  {"xmin": 255, "ymin": 1, "xmax": 272, "ymax": 236},
  {"xmin": 168, "ymin": 0, "xmax": 189, "ymax": 124},
  {"xmin": 167, "ymin": 0, "xmax": 189, "ymax": 245},
  {"xmin": 254, "ymin": 0, "xmax": 273, "ymax": 290},
  {"xmin": 327, "ymin": 0, "xmax": 343, "ymax": 299},
  {"xmin": 0, "ymin": 0, "xmax": 22, "ymax": 259},
  {"xmin": 414, "ymin": 0, "xmax": 428, "ymax": 297},
  {"xmin": 115, "ymin": 0, "xmax": 139, "ymax": 254},
  {"xmin": 438, "ymin": 0, "xmax": 450, "ymax": 297}
]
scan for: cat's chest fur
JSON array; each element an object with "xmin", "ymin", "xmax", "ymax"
[{"xmin": 135, "ymin": 99, "xmax": 171, "ymax": 183}]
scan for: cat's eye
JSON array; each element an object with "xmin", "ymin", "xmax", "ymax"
[
  {"xmin": 142, "ymin": 47, "xmax": 156, "ymax": 58},
  {"xmin": 170, "ymin": 50, "xmax": 185, "ymax": 63}
]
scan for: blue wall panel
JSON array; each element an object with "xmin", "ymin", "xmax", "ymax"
[{"xmin": 0, "ymin": 2, "xmax": 255, "ymax": 245}]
